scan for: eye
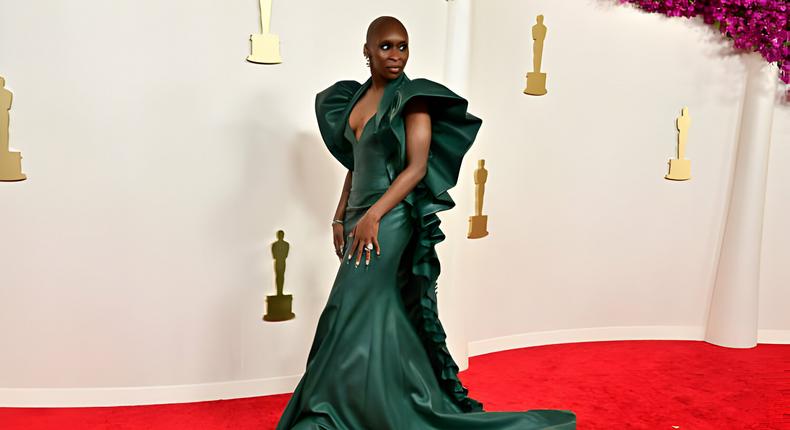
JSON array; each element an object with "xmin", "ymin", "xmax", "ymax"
[
  {"xmin": 380, "ymin": 43, "xmax": 391, "ymax": 50},
  {"xmin": 399, "ymin": 44, "xmax": 408, "ymax": 51}
]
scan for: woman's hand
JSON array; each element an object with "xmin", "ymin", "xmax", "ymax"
[
  {"xmin": 332, "ymin": 223, "xmax": 345, "ymax": 261},
  {"xmin": 347, "ymin": 211, "xmax": 381, "ymax": 267}
]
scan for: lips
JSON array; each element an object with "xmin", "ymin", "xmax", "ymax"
[{"xmin": 386, "ymin": 66, "xmax": 402, "ymax": 73}]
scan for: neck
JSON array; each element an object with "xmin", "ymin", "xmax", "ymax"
[
  {"xmin": 370, "ymin": 75, "xmax": 388, "ymax": 91},
  {"xmin": 369, "ymin": 72, "xmax": 403, "ymax": 91}
]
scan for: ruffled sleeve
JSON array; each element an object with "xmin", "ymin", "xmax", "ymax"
[
  {"xmin": 380, "ymin": 78, "xmax": 485, "ymax": 412},
  {"xmin": 383, "ymin": 78, "xmax": 482, "ymax": 207},
  {"xmin": 315, "ymin": 80, "xmax": 362, "ymax": 171}
]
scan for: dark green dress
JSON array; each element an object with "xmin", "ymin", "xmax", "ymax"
[{"xmin": 275, "ymin": 73, "xmax": 575, "ymax": 429}]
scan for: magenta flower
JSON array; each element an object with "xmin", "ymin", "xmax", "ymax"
[{"xmin": 619, "ymin": 0, "xmax": 789, "ymax": 84}]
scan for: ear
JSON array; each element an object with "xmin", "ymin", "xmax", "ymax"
[{"xmin": 362, "ymin": 44, "xmax": 370, "ymax": 58}]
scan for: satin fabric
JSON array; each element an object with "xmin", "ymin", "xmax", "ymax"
[{"xmin": 275, "ymin": 74, "xmax": 576, "ymax": 429}]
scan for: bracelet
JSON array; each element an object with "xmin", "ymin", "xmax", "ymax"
[{"xmin": 332, "ymin": 219, "xmax": 344, "ymax": 225}]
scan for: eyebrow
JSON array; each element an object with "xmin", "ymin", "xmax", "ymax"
[{"xmin": 378, "ymin": 39, "xmax": 408, "ymax": 45}]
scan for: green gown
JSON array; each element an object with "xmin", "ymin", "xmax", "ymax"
[{"xmin": 275, "ymin": 73, "xmax": 575, "ymax": 429}]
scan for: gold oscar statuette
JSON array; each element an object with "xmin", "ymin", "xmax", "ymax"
[
  {"xmin": 524, "ymin": 15, "xmax": 548, "ymax": 96},
  {"xmin": 0, "ymin": 76, "xmax": 26, "ymax": 182},
  {"xmin": 467, "ymin": 159, "xmax": 489, "ymax": 239},
  {"xmin": 247, "ymin": 0, "xmax": 282, "ymax": 64},
  {"xmin": 264, "ymin": 229, "xmax": 295, "ymax": 321},
  {"xmin": 665, "ymin": 107, "xmax": 691, "ymax": 181}
]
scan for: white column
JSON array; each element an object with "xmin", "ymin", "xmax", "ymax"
[
  {"xmin": 440, "ymin": 0, "xmax": 473, "ymax": 370},
  {"xmin": 705, "ymin": 54, "xmax": 778, "ymax": 348},
  {"xmin": 443, "ymin": 0, "xmax": 472, "ymax": 94}
]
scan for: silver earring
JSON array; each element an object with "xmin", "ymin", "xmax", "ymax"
[{"xmin": 365, "ymin": 56, "xmax": 370, "ymax": 68}]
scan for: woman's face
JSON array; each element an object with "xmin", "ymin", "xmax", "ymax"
[{"xmin": 365, "ymin": 23, "xmax": 409, "ymax": 81}]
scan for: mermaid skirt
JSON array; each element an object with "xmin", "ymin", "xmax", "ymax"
[{"xmin": 274, "ymin": 201, "xmax": 576, "ymax": 429}]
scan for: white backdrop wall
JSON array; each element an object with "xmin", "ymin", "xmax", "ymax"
[
  {"xmin": 0, "ymin": 0, "xmax": 787, "ymax": 406},
  {"xmin": 0, "ymin": 0, "xmax": 448, "ymax": 395},
  {"xmin": 461, "ymin": 0, "xmax": 789, "ymax": 349}
]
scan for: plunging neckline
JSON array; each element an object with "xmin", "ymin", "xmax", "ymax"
[
  {"xmin": 347, "ymin": 80, "xmax": 384, "ymax": 143},
  {"xmin": 348, "ymin": 98, "xmax": 378, "ymax": 143},
  {"xmin": 348, "ymin": 115, "xmax": 374, "ymax": 143},
  {"xmin": 345, "ymin": 73, "xmax": 408, "ymax": 144}
]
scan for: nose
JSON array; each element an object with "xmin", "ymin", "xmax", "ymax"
[{"xmin": 387, "ymin": 51, "xmax": 403, "ymax": 64}]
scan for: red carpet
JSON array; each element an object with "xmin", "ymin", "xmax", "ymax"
[{"xmin": 1, "ymin": 341, "xmax": 788, "ymax": 429}]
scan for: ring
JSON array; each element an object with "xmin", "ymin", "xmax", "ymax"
[{"xmin": 365, "ymin": 243, "xmax": 373, "ymax": 251}]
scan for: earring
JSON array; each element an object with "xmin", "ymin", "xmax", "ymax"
[{"xmin": 365, "ymin": 56, "xmax": 370, "ymax": 68}]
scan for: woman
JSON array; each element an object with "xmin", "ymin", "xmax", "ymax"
[{"xmin": 276, "ymin": 16, "xmax": 576, "ymax": 430}]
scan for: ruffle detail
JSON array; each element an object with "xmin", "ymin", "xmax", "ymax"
[
  {"xmin": 399, "ymin": 186, "xmax": 485, "ymax": 413},
  {"xmin": 315, "ymin": 80, "xmax": 362, "ymax": 171},
  {"xmin": 381, "ymin": 78, "xmax": 484, "ymax": 413}
]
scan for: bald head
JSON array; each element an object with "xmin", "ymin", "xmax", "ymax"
[
  {"xmin": 363, "ymin": 16, "xmax": 409, "ymax": 81},
  {"xmin": 366, "ymin": 16, "xmax": 407, "ymax": 46}
]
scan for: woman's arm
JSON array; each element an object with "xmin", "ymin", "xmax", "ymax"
[
  {"xmin": 348, "ymin": 97, "xmax": 431, "ymax": 266},
  {"xmin": 334, "ymin": 170, "xmax": 353, "ymax": 220},
  {"xmin": 332, "ymin": 170, "xmax": 353, "ymax": 259}
]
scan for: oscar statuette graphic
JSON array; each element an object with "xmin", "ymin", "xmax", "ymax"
[
  {"xmin": 0, "ymin": 76, "xmax": 26, "ymax": 182},
  {"xmin": 263, "ymin": 230, "xmax": 295, "ymax": 321},
  {"xmin": 247, "ymin": 0, "xmax": 282, "ymax": 64},
  {"xmin": 467, "ymin": 159, "xmax": 489, "ymax": 239},
  {"xmin": 524, "ymin": 15, "xmax": 548, "ymax": 96},
  {"xmin": 665, "ymin": 107, "xmax": 691, "ymax": 181}
]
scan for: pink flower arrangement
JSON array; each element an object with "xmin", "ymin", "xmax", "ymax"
[{"xmin": 619, "ymin": 0, "xmax": 789, "ymax": 84}]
